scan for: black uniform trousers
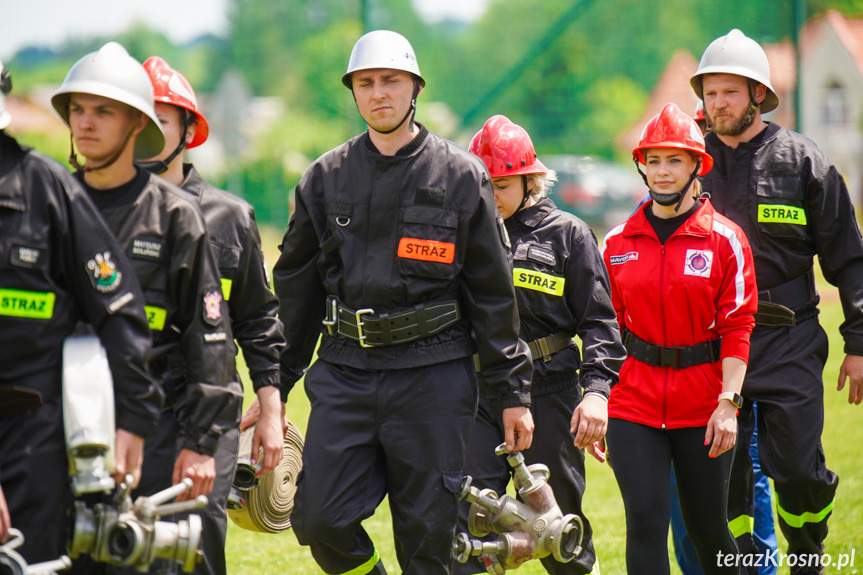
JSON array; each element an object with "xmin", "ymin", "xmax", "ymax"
[
  {"xmin": 0, "ymin": 370, "xmax": 68, "ymax": 564},
  {"xmin": 292, "ymin": 357, "xmax": 478, "ymax": 575},
  {"xmin": 452, "ymin": 385, "xmax": 596, "ymax": 575},
  {"xmin": 728, "ymin": 317, "xmax": 837, "ymax": 568}
]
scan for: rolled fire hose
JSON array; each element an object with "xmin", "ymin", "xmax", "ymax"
[{"xmin": 227, "ymin": 421, "xmax": 304, "ymax": 533}]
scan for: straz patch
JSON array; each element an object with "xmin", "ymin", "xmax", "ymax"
[
  {"xmin": 203, "ymin": 290, "xmax": 223, "ymax": 325},
  {"xmin": 131, "ymin": 238, "xmax": 164, "ymax": 260},
  {"xmin": 87, "ymin": 251, "xmax": 122, "ymax": 293},
  {"xmin": 0, "ymin": 288, "xmax": 55, "ymax": 319},
  {"xmin": 758, "ymin": 204, "xmax": 807, "ymax": 225},
  {"xmin": 684, "ymin": 249, "xmax": 713, "ymax": 278},
  {"xmin": 513, "ymin": 268, "xmax": 565, "ymax": 296},
  {"xmin": 144, "ymin": 306, "xmax": 167, "ymax": 331},
  {"xmin": 397, "ymin": 238, "xmax": 455, "ymax": 264},
  {"xmin": 609, "ymin": 252, "xmax": 638, "ymax": 265}
]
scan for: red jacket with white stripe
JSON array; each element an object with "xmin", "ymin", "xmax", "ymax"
[{"xmin": 601, "ymin": 198, "xmax": 757, "ymax": 429}]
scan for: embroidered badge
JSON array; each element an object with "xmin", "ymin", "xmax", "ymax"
[
  {"xmin": 87, "ymin": 251, "xmax": 122, "ymax": 293},
  {"xmin": 131, "ymin": 238, "xmax": 164, "ymax": 261},
  {"xmin": 203, "ymin": 290, "xmax": 223, "ymax": 325},
  {"xmin": 609, "ymin": 252, "xmax": 639, "ymax": 265},
  {"xmin": 684, "ymin": 249, "xmax": 713, "ymax": 278},
  {"xmin": 397, "ymin": 238, "xmax": 455, "ymax": 263},
  {"xmin": 11, "ymin": 244, "xmax": 45, "ymax": 269},
  {"xmin": 527, "ymin": 244, "xmax": 557, "ymax": 267}
]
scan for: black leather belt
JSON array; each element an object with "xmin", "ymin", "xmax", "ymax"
[
  {"xmin": 323, "ymin": 296, "xmax": 460, "ymax": 347},
  {"xmin": 754, "ymin": 268, "xmax": 817, "ymax": 327},
  {"xmin": 473, "ymin": 331, "xmax": 573, "ymax": 371},
  {"xmin": 623, "ymin": 329, "xmax": 720, "ymax": 368}
]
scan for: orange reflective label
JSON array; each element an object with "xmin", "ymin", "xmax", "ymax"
[{"xmin": 397, "ymin": 238, "xmax": 455, "ymax": 263}]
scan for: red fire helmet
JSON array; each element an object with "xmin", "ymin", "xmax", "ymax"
[
  {"xmin": 143, "ymin": 56, "xmax": 209, "ymax": 149},
  {"xmin": 632, "ymin": 103, "xmax": 713, "ymax": 176},
  {"xmin": 469, "ymin": 115, "xmax": 547, "ymax": 178}
]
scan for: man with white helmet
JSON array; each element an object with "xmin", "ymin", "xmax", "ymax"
[
  {"xmin": 0, "ymin": 58, "xmax": 162, "ymax": 563},
  {"xmin": 692, "ymin": 29, "xmax": 863, "ymax": 574},
  {"xmin": 50, "ymin": 42, "xmax": 242, "ymax": 572},
  {"xmin": 273, "ymin": 30, "xmax": 534, "ymax": 574},
  {"xmin": 138, "ymin": 54, "xmax": 286, "ymax": 575}
]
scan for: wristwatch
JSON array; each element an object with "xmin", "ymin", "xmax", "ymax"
[{"xmin": 718, "ymin": 391, "xmax": 744, "ymax": 409}]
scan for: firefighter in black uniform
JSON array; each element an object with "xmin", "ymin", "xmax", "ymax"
[
  {"xmin": 691, "ymin": 29, "xmax": 863, "ymax": 574},
  {"xmin": 0, "ymin": 59, "xmax": 162, "ymax": 562},
  {"xmin": 139, "ymin": 55, "xmax": 286, "ymax": 575},
  {"xmin": 455, "ymin": 115, "xmax": 625, "ymax": 575},
  {"xmin": 50, "ymin": 43, "xmax": 242, "ymax": 573},
  {"xmin": 274, "ymin": 30, "xmax": 534, "ymax": 575}
]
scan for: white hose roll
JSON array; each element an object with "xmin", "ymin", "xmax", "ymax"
[{"xmin": 228, "ymin": 421, "xmax": 304, "ymax": 533}]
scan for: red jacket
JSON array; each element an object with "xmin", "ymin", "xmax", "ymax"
[{"xmin": 601, "ymin": 198, "xmax": 757, "ymax": 428}]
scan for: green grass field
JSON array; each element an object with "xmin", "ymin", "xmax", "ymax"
[{"xmin": 225, "ymin": 228, "xmax": 863, "ymax": 574}]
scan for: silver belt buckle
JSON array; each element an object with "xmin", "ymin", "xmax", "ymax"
[
  {"xmin": 355, "ymin": 308, "xmax": 375, "ymax": 348},
  {"xmin": 322, "ymin": 298, "xmax": 339, "ymax": 335}
]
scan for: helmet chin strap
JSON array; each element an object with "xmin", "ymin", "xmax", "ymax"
[
  {"xmin": 634, "ymin": 157, "xmax": 702, "ymax": 213},
  {"xmin": 137, "ymin": 111, "xmax": 189, "ymax": 174},
  {"xmin": 358, "ymin": 79, "xmax": 421, "ymax": 136}
]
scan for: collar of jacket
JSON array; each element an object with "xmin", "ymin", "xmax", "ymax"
[
  {"xmin": 624, "ymin": 197, "xmax": 714, "ymax": 240},
  {"xmin": 362, "ymin": 123, "xmax": 430, "ymax": 158},
  {"xmin": 181, "ymin": 163, "xmax": 205, "ymax": 199},
  {"xmin": 0, "ymin": 131, "xmax": 27, "ymax": 212},
  {"xmin": 509, "ymin": 197, "xmax": 556, "ymax": 228}
]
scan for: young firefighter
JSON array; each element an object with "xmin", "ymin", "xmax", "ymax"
[
  {"xmin": 50, "ymin": 42, "xmax": 242, "ymax": 573},
  {"xmin": 456, "ymin": 115, "xmax": 625, "ymax": 575},
  {"xmin": 692, "ymin": 29, "xmax": 863, "ymax": 573},
  {"xmin": 139, "ymin": 55, "xmax": 286, "ymax": 575},
  {"xmin": 601, "ymin": 103, "xmax": 757, "ymax": 575},
  {"xmin": 0, "ymin": 57, "xmax": 162, "ymax": 564},
  {"xmin": 274, "ymin": 30, "xmax": 534, "ymax": 575}
]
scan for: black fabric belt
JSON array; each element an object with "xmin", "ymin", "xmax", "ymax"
[
  {"xmin": 323, "ymin": 296, "xmax": 461, "ymax": 347},
  {"xmin": 473, "ymin": 331, "xmax": 573, "ymax": 372},
  {"xmin": 623, "ymin": 329, "xmax": 720, "ymax": 368},
  {"xmin": 754, "ymin": 268, "xmax": 817, "ymax": 327}
]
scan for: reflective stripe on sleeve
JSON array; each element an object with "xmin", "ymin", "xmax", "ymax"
[{"xmin": 338, "ymin": 549, "xmax": 381, "ymax": 575}]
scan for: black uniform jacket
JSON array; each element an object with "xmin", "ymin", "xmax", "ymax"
[
  {"xmin": 181, "ymin": 164, "xmax": 284, "ymax": 392},
  {"xmin": 500, "ymin": 198, "xmax": 624, "ymax": 399},
  {"xmin": 78, "ymin": 168, "xmax": 242, "ymax": 455},
  {"xmin": 0, "ymin": 131, "xmax": 160, "ymax": 436},
  {"xmin": 274, "ymin": 126, "xmax": 533, "ymax": 408},
  {"xmin": 702, "ymin": 122, "xmax": 863, "ymax": 354}
]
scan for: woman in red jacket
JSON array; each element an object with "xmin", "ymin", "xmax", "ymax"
[{"xmin": 600, "ymin": 103, "xmax": 757, "ymax": 574}]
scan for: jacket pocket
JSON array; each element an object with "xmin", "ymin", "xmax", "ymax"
[{"xmin": 397, "ymin": 205, "xmax": 459, "ymax": 280}]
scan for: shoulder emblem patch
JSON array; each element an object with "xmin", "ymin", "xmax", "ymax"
[
  {"xmin": 87, "ymin": 251, "xmax": 122, "ymax": 293},
  {"xmin": 203, "ymin": 290, "xmax": 223, "ymax": 325}
]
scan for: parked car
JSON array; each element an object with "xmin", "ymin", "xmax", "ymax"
[{"xmin": 543, "ymin": 154, "xmax": 646, "ymax": 230}]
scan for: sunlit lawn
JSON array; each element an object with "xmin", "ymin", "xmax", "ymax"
[{"xmin": 224, "ymin": 228, "xmax": 863, "ymax": 574}]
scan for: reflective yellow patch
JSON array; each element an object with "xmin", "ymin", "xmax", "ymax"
[
  {"xmin": 220, "ymin": 278, "xmax": 233, "ymax": 301},
  {"xmin": 0, "ymin": 288, "xmax": 55, "ymax": 319},
  {"xmin": 145, "ymin": 306, "xmax": 167, "ymax": 331},
  {"xmin": 513, "ymin": 268, "xmax": 565, "ymax": 296},
  {"xmin": 758, "ymin": 204, "xmax": 807, "ymax": 225}
]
